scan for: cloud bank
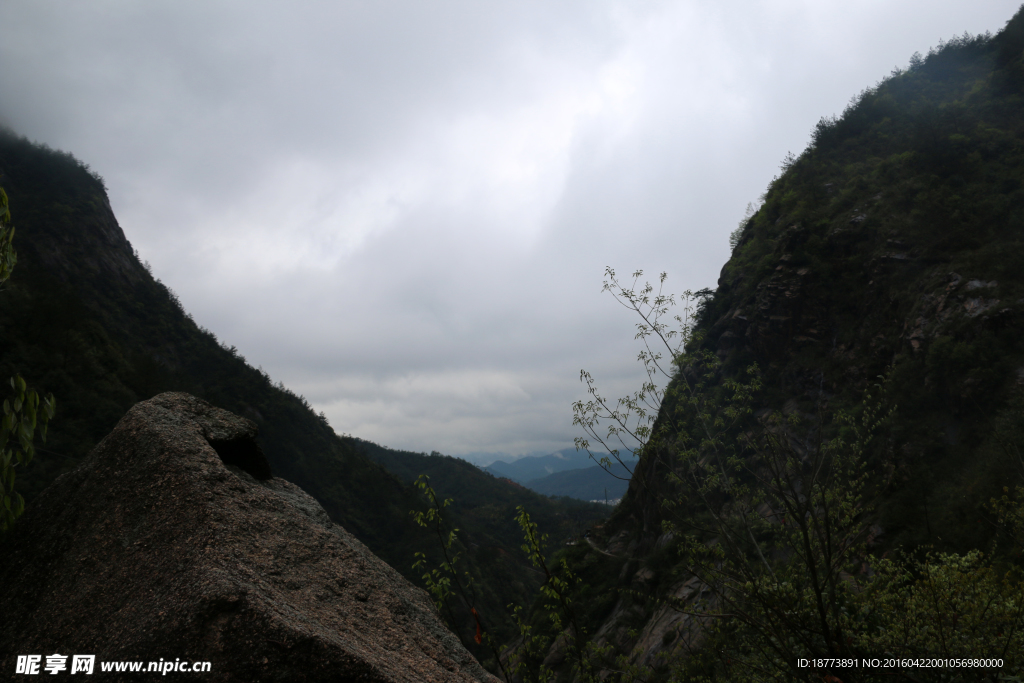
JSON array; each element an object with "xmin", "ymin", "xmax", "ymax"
[{"xmin": 0, "ymin": 0, "xmax": 1016, "ymax": 459}]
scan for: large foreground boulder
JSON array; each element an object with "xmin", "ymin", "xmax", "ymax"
[{"xmin": 0, "ymin": 393, "xmax": 495, "ymax": 682}]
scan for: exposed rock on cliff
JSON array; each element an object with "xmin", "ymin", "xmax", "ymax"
[{"xmin": 0, "ymin": 393, "xmax": 495, "ymax": 683}]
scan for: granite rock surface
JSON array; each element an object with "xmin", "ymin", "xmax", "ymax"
[{"xmin": 0, "ymin": 393, "xmax": 495, "ymax": 683}]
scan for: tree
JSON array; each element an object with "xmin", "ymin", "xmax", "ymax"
[
  {"xmin": 575, "ymin": 269, "xmax": 865, "ymax": 677},
  {"xmin": 729, "ymin": 202, "xmax": 759, "ymax": 253},
  {"xmin": 0, "ymin": 186, "xmax": 56, "ymax": 534},
  {"xmin": 0, "ymin": 187, "xmax": 16, "ymax": 286},
  {"xmin": 574, "ymin": 269, "xmax": 1024, "ymax": 682}
]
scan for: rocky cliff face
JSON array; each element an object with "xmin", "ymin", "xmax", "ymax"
[
  {"xmin": 0, "ymin": 393, "xmax": 494, "ymax": 683},
  {"xmin": 619, "ymin": 8, "xmax": 1024, "ymax": 553},
  {"xmin": 537, "ymin": 9, "xmax": 1024, "ymax": 677}
]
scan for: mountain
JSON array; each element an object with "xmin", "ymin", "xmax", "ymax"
[
  {"xmin": 453, "ymin": 450, "xmax": 550, "ymax": 467},
  {"xmin": 0, "ymin": 129, "xmax": 605, "ymax": 666},
  {"xmin": 519, "ymin": 9, "xmax": 1024, "ymax": 680},
  {"xmin": 352, "ymin": 439, "xmax": 609, "ymax": 558},
  {"xmin": 481, "ymin": 447, "xmax": 635, "ymax": 501},
  {"xmin": 523, "ymin": 464, "xmax": 631, "ymax": 502},
  {"xmin": 484, "ymin": 447, "xmax": 635, "ymax": 483},
  {"xmin": 635, "ymin": 21, "xmax": 1024, "ymax": 556},
  {"xmin": 0, "ymin": 134, "xmax": 425, "ymax": 569},
  {"xmin": 10, "ymin": 6, "xmax": 1024, "ymax": 676}
]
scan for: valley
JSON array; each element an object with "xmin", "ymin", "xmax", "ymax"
[{"xmin": 4, "ymin": 5, "xmax": 1024, "ymax": 681}]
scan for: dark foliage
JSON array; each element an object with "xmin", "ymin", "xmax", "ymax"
[{"xmin": 353, "ymin": 440, "xmax": 610, "ymax": 659}]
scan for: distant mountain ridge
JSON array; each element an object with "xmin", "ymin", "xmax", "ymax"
[
  {"xmin": 352, "ymin": 438, "xmax": 609, "ymax": 524},
  {"xmin": 484, "ymin": 447, "xmax": 636, "ymax": 484},
  {"xmin": 524, "ymin": 465, "xmax": 630, "ymax": 502}
]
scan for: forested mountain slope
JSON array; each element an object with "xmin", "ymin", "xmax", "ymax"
[
  {"xmin": 658, "ymin": 16, "xmax": 1024, "ymax": 554},
  {"xmin": 353, "ymin": 439, "xmax": 608, "ymax": 564},
  {"xmin": 0, "ymin": 132, "xmax": 425, "ymax": 565},
  {"xmin": 525, "ymin": 8, "xmax": 1024, "ymax": 681}
]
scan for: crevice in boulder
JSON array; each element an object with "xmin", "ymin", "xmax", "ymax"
[{"xmin": 208, "ymin": 436, "xmax": 273, "ymax": 480}]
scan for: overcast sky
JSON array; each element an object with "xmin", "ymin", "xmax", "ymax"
[{"xmin": 0, "ymin": 1, "xmax": 1017, "ymax": 463}]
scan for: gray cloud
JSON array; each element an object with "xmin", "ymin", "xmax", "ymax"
[{"xmin": 0, "ymin": 0, "xmax": 1017, "ymax": 458}]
